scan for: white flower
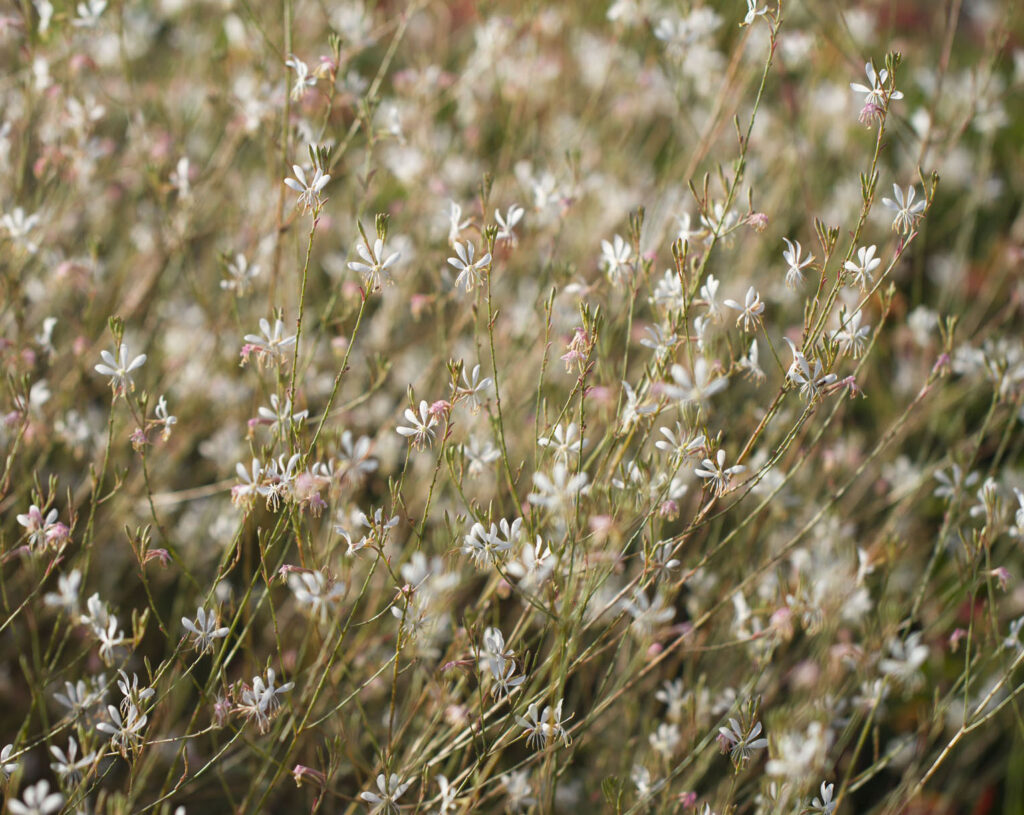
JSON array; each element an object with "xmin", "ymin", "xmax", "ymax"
[
  {"xmin": 782, "ymin": 238, "xmax": 814, "ymax": 288},
  {"xmin": 49, "ymin": 737, "xmax": 95, "ymax": 783},
  {"xmin": 242, "ymin": 318, "xmax": 296, "ymax": 366},
  {"xmin": 933, "ymin": 464, "xmax": 979, "ymax": 501},
  {"xmin": 879, "ymin": 631, "xmax": 929, "ymax": 688},
  {"xmin": 2, "ymin": 743, "xmax": 18, "ymax": 779},
  {"xmin": 738, "ymin": 339, "xmax": 765, "ymax": 383},
  {"xmin": 699, "ymin": 274, "xmax": 724, "ymax": 321},
  {"xmin": 284, "ymin": 163, "xmax": 330, "ymax": 214},
  {"xmin": 221, "ymin": 253, "xmax": 261, "ymax": 294},
  {"xmin": 257, "ymin": 394, "xmax": 309, "ymax": 437},
  {"xmin": 285, "ymin": 54, "xmax": 317, "ymax": 100},
  {"xmin": 695, "ymin": 449, "xmax": 746, "ymax": 496},
  {"xmin": 495, "ymin": 204, "xmax": 524, "ymax": 245},
  {"xmin": 623, "ymin": 589, "xmax": 675, "ymax": 633},
  {"xmin": 445, "ymin": 200, "xmax": 472, "ymax": 244},
  {"xmin": 360, "ymin": 773, "xmax": 412, "ymax": 814},
  {"xmin": 718, "ymin": 717, "xmax": 768, "ymax": 766},
  {"xmin": 15, "ymin": 504, "xmax": 59, "ymax": 551},
  {"xmin": 538, "ymin": 422, "xmax": 584, "ymax": 461},
  {"xmin": 94, "ymin": 343, "xmax": 147, "ymax": 395},
  {"xmin": 506, "ymin": 536, "xmax": 555, "ymax": 589},
  {"xmin": 724, "ymin": 286, "xmax": 765, "ymax": 332},
  {"xmin": 850, "ymin": 60, "xmax": 904, "ymax": 107},
  {"xmin": 181, "ymin": 607, "xmax": 230, "ymax": 654},
  {"xmin": 663, "ymin": 359, "xmax": 728, "ymax": 407},
  {"xmin": 600, "ymin": 234, "xmax": 633, "ymax": 286},
  {"xmin": 882, "ymin": 184, "xmax": 926, "ymax": 234},
  {"xmin": 832, "ymin": 310, "xmax": 871, "ymax": 358},
  {"xmin": 8, "ymin": 780, "xmax": 64, "ymax": 815},
  {"xmin": 287, "ymin": 570, "xmax": 345, "ymax": 622},
  {"xmin": 447, "ymin": 241, "xmax": 492, "ymax": 292},
  {"xmin": 783, "ymin": 338, "xmax": 837, "ymax": 401},
  {"xmin": 810, "ymin": 781, "xmax": 836, "ymax": 815},
  {"xmin": 516, "ymin": 699, "xmax": 572, "ymax": 749},
  {"xmin": 1, "ymin": 207, "xmax": 41, "ymax": 254},
  {"xmin": 844, "ymin": 244, "xmax": 882, "ymax": 290},
  {"xmin": 649, "ymin": 722, "xmax": 680, "ymax": 757},
  {"xmin": 235, "ymin": 669, "xmax": 294, "ymax": 734},
  {"xmin": 462, "ymin": 518, "xmax": 521, "ymax": 567},
  {"xmin": 396, "ymin": 400, "xmax": 438, "ymax": 449},
  {"xmin": 631, "ymin": 765, "xmax": 665, "ymax": 801},
  {"xmin": 457, "ymin": 364, "xmax": 492, "ymax": 412},
  {"xmin": 96, "ymin": 703, "xmax": 148, "ymax": 755},
  {"xmin": 741, "ymin": 0, "xmax": 768, "ymax": 27},
  {"xmin": 501, "ymin": 770, "xmax": 536, "ymax": 810},
  {"xmin": 528, "ymin": 462, "xmax": 590, "ymax": 512},
  {"xmin": 72, "ymin": 0, "xmax": 106, "ymax": 27},
  {"xmin": 347, "ymin": 237, "xmax": 401, "ymax": 291}
]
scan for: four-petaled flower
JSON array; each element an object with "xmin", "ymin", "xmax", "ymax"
[
  {"xmin": 447, "ymin": 241, "xmax": 492, "ymax": 292},
  {"xmin": 844, "ymin": 244, "xmax": 882, "ymax": 290},
  {"xmin": 94, "ymin": 343, "xmax": 147, "ymax": 395},
  {"xmin": 360, "ymin": 773, "xmax": 412, "ymax": 814},
  {"xmin": 348, "ymin": 238, "xmax": 401, "ymax": 291},
  {"xmin": 882, "ymin": 184, "xmax": 926, "ymax": 234},
  {"xmin": 397, "ymin": 400, "xmax": 438, "ymax": 448},
  {"xmin": 695, "ymin": 449, "xmax": 746, "ymax": 496},
  {"xmin": 782, "ymin": 238, "xmax": 814, "ymax": 288},
  {"xmin": 284, "ymin": 163, "xmax": 330, "ymax": 214}
]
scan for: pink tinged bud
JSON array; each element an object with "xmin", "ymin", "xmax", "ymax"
[
  {"xmin": 292, "ymin": 764, "xmax": 326, "ymax": 788},
  {"xmin": 143, "ymin": 548, "xmax": 170, "ymax": 566},
  {"xmin": 659, "ymin": 500, "xmax": 679, "ymax": 520},
  {"xmin": 858, "ymin": 101, "xmax": 884, "ymax": 126},
  {"xmin": 991, "ymin": 567, "xmax": 1011, "ymax": 591},
  {"xmin": 45, "ymin": 523, "xmax": 71, "ymax": 548},
  {"xmin": 949, "ymin": 628, "xmax": 967, "ymax": 652},
  {"xmin": 429, "ymin": 400, "xmax": 451, "ymax": 418},
  {"xmin": 308, "ymin": 493, "xmax": 327, "ymax": 517},
  {"xmin": 646, "ymin": 642, "xmax": 663, "ymax": 659},
  {"xmin": 746, "ymin": 212, "xmax": 769, "ymax": 232},
  {"xmin": 130, "ymin": 428, "xmax": 149, "ymax": 450},
  {"xmin": 678, "ymin": 792, "xmax": 698, "ymax": 809}
]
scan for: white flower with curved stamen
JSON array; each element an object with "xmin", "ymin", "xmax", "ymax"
[
  {"xmin": 8, "ymin": 780, "xmax": 64, "ymax": 815},
  {"xmin": 348, "ymin": 238, "xmax": 401, "ymax": 291},
  {"xmin": 695, "ymin": 449, "xmax": 746, "ymax": 496},
  {"xmin": 699, "ymin": 275, "xmax": 724, "ymax": 322},
  {"xmin": 600, "ymin": 234, "xmax": 633, "ymax": 286},
  {"xmin": 882, "ymin": 184, "xmax": 927, "ymax": 234},
  {"xmin": 528, "ymin": 462, "xmax": 590, "ymax": 513},
  {"xmin": 724, "ymin": 286, "xmax": 765, "ymax": 332},
  {"xmin": 287, "ymin": 570, "xmax": 345, "ymax": 623},
  {"xmin": 360, "ymin": 773, "xmax": 412, "ymax": 814},
  {"xmin": 782, "ymin": 238, "xmax": 814, "ymax": 288},
  {"xmin": 285, "ymin": 54, "xmax": 317, "ymax": 100},
  {"xmin": 844, "ymin": 244, "xmax": 882, "ymax": 290},
  {"xmin": 242, "ymin": 318, "xmax": 296, "ymax": 366},
  {"xmin": 516, "ymin": 698, "xmax": 571, "ymax": 749},
  {"xmin": 396, "ymin": 400, "xmax": 438, "ymax": 449},
  {"xmin": 447, "ymin": 241, "xmax": 492, "ymax": 292},
  {"xmin": 495, "ymin": 204, "xmax": 524, "ymax": 245},
  {"xmin": 458, "ymin": 364, "xmax": 493, "ymax": 411},
  {"xmin": 94, "ymin": 343, "xmax": 147, "ymax": 395},
  {"xmin": 850, "ymin": 60, "xmax": 904, "ymax": 107},
  {"xmin": 718, "ymin": 717, "xmax": 768, "ymax": 767},
  {"xmin": 663, "ymin": 358, "xmax": 728, "ymax": 408},
  {"xmin": 284, "ymin": 163, "xmax": 330, "ymax": 214},
  {"xmin": 181, "ymin": 607, "xmax": 230, "ymax": 654},
  {"xmin": 741, "ymin": 0, "xmax": 768, "ymax": 26},
  {"xmin": 832, "ymin": 310, "xmax": 871, "ymax": 358}
]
